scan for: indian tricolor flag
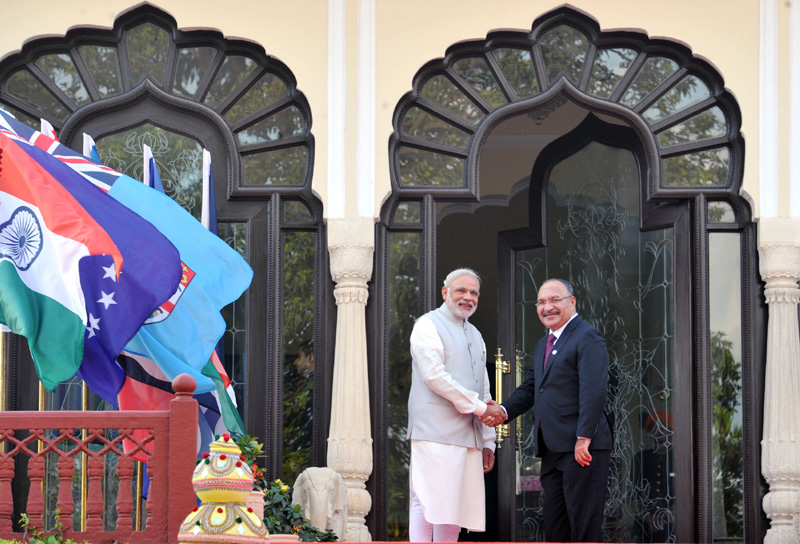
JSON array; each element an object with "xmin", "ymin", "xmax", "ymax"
[{"xmin": 0, "ymin": 132, "xmax": 123, "ymax": 390}]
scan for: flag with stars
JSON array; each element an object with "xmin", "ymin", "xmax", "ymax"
[{"xmin": 0, "ymin": 130, "xmax": 181, "ymax": 391}]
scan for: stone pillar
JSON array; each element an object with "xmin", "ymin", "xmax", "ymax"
[
  {"xmin": 326, "ymin": 217, "xmax": 374, "ymax": 542},
  {"xmin": 758, "ymin": 218, "xmax": 800, "ymax": 544}
]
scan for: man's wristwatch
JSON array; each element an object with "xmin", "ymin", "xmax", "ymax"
[{"xmin": 577, "ymin": 436, "xmax": 591, "ymax": 441}]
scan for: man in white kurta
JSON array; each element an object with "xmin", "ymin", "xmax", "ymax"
[{"xmin": 407, "ymin": 268, "xmax": 496, "ymax": 542}]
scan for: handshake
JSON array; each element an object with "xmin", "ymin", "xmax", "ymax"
[{"xmin": 479, "ymin": 399, "xmax": 508, "ymax": 427}]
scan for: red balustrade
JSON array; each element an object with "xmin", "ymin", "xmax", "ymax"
[{"xmin": 0, "ymin": 374, "xmax": 198, "ymax": 544}]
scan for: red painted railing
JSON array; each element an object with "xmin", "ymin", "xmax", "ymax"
[{"xmin": 0, "ymin": 374, "xmax": 198, "ymax": 544}]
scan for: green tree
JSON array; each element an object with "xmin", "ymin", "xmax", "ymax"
[{"xmin": 710, "ymin": 330, "xmax": 743, "ymax": 538}]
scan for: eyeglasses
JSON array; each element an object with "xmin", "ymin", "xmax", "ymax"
[
  {"xmin": 535, "ymin": 295, "xmax": 571, "ymax": 308},
  {"xmin": 451, "ymin": 287, "xmax": 480, "ymax": 298}
]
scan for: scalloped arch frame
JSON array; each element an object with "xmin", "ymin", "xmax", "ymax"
[
  {"xmin": 387, "ymin": 5, "xmax": 744, "ymax": 215},
  {"xmin": 0, "ymin": 3, "xmax": 315, "ymax": 202}
]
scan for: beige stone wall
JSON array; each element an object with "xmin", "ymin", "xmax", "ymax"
[{"xmin": 0, "ymin": 0, "xmax": 765, "ymax": 218}]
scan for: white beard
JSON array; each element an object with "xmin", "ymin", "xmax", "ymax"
[{"xmin": 446, "ymin": 294, "xmax": 476, "ymax": 319}]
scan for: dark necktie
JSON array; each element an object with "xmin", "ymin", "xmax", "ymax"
[{"xmin": 543, "ymin": 333, "xmax": 556, "ymax": 370}]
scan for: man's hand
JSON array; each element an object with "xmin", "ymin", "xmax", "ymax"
[
  {"xmin": 479, "ymin": 400, "xmax": 507, "ymax": 427},
  {"xmin": 483, "ymin": 447, "xmax": 495, "ymax": 473},
  {"xmin": 574, "ymin": 437, "xmax": 592, "ymax": 466}
]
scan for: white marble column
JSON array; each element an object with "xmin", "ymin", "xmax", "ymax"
[
  {"xmin": 326, "ymin": 217, "xmax": 374, "ymax": 542},
  {"xmin": 758, "ymin": 218, "xmax": 800, "ymax": 544}
]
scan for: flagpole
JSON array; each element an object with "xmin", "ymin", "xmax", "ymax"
[
  {"xmin": 0, "ymin": 332, "xmax": 5, "ymax": 412},
  {"xmin": 38, "ymin": 383, "xmax": 45, "ymax": 454},
  {"xmin": 37, "ymin": 381, "xmax": 47, "ymax": 528},
  {"xmin": 81, "ymin": 382, "xmax": 88, "ymax": 531},
  {"xmin": 136, "ymin": 464, "xmax": 143, "ymax": 531},
  {"xmin": 0, "ymin": 332, "xmax": 5, "ymax": 454}
]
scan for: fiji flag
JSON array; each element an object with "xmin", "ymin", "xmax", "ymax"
[
  {"xmin": 0, "ymin": 110, "xmax": 252, "ymax": 395},
  {"xmin": 0, "ymin": 128, "xmax": 181, "ymax": 391},
  {"xmin": 124, "ymin": 146, "xmax": 244, "ymax": 435},
  {"xmin": 117, "ymin": 148, "xmax": 243, "ymax": 500},
  {"xmin": 111, "ymin": 159, "xmax": 253, "ymax": 396}
]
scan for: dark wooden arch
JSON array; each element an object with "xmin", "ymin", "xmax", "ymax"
[
  {"xmin": 372, "ymin": 5, "xmax": 764, "ymax": 542},
  {"xmin": 0, "ymin": 3, "xmax": 335, "ymax": 487}
]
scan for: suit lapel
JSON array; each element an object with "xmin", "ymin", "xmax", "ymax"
[{"xmin": 540, "ymin": 316, "xmax": 582, "ymax": 382}]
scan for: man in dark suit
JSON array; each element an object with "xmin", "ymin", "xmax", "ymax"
[{"xmin": 481, "ymin": 278, "xmax": 612, "ymax": 542}]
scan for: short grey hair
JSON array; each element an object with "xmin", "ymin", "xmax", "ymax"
[
  {"xmin": 443, "ymin": 268, "xmax": 481, "ymax": 288},
  {"xmin": 542, "ymin": 278, "xmax": 574, "ymax": 296}
]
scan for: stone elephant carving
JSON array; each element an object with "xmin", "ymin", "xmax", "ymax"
[{"xmin": 292, "ymin": 467, "xmax": 348, "ymax": 539}]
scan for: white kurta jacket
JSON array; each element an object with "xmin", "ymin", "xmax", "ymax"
[{"xmin": 407, "ymin": 303, "xmax": 496, "ymax": 530}]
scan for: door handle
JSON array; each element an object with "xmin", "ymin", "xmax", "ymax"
[{"xmin": 494, "ymin": 348, "xmax": 511, "ymax": 447}]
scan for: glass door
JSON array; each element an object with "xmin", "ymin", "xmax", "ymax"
[{"xmin": 495, "ymin": 140, "xmax": 677, "ymax": 542}]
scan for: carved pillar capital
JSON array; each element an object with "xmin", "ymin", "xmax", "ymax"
[
  {"xmin": 757, "ymin": 218, "xmax": 800, "ymax": 544},
  {"xmin": 759, "ymin": 217, "xmax": 800, "ymax": 286},
  {"xmin": 328, "ymin": 217, "xmax": 375, "ymax": 288}
]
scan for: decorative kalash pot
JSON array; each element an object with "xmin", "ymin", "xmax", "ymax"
[{"xmin": 178, "ymin": 433, "xmax": 268, "ymax": 543}]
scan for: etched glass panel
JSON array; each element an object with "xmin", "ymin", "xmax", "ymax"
[
  {"xmin": 709, "ymin": 233, "xmax": 744, "ymax": 542},
  {"xmin": 126, "ymin": 23, "xmax": 170, "ymax": 86},
  {"xmin": 658, "ymin": 106, "xmax": 727, "ymax": 148},
  {"xmin": 539, "ymin": 24, "xmax": 588, "ymax": 85},
  {"xmin": 398, "ymin": 146, "xmax": 464, "ymax": 187},
  {"xmin": 491, "ymin": 48, "xmax": 538, "ymax": 98},
  {"xmin": 452, "ymin": 56, "xmax": 507, "ymax": 108},
  {"xmin": 173, "ymin": 47, "xmax": 216, "ymax": 98},
  {"xmin": 241, "ymin": 146, "xmax": 307, "ymax": 186},
  {"xmin": 283, "ymin": 200, "xmax": 313, "ymax": 222},
  {"xmin": 35, "ymin": 53, "xmax": 90, "ymax": 106},
  {"xmin": 204, "ymin": 55, "xmax": 258, "ymax": 109},
  {"xmin": 393, "ymin": 201, "xmax": 421, "ymax": 223},
  {"xmin": 282, "ymin": 230, "xmax": 316, "ymax": 484},
  {"xmin": 662, "ymin": 147, "xmax": 730, "ymax": 187},
  {"xmin": 219, "ymin": 222, "xmax": 248, "ymax": 424},
  {"xmin": 588, "ymin": 48, "xmax": 637, "ymax": 99},
  {"xmin": 513, "ymin": 142, "xmax": 674, "ymax": 542},
  {"xmin": 401, "ymin": 107, "xmax": 471, "ymax": 149},
  {"xmin": 385, "ymin": 231, "xmax": 420, "ymax": 541},
  {"xmin": 5, "ymin": 69, "xmax": 69, "ymax": 121},
  {"xmin": 77, "ymin": 45, "xmax": 122, "ymax": 98},
  {"xmin": 225, "ymin": 72, "xmax": 288, "ymax": 124},
  {"xmin": 708, "ymin": 201, "xmax": 735, "ymax": 223},
  {"xmin": 620, "ymin": 57, "xmax": 679, "ymax": 108},
  {"xmin": 643, "ymin": 75, "xmax": 712, "ymax": 125},
  {"xmin": 237, "ymin": 106, "xmax": 305, "ymax": 145},
  {"xmin": 94, "ymin": 123, "xmax": 204, "ymax": 218},
  {"xmin": 420, "ymin": 75, "xmax": 484, "ymax": 125}
]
